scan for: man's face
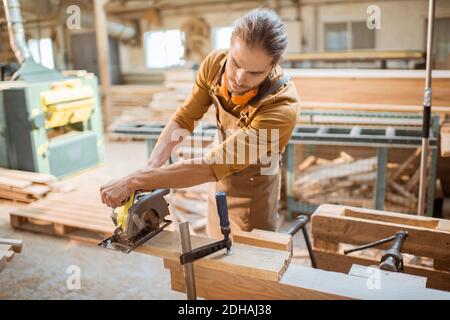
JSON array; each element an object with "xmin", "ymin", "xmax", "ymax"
[{"xmin": 225, "ymin": 36, "xmax": 274, "ymax": 95}]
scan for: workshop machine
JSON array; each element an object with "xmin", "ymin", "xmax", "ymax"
[{"xmin": 0, "ymin": 0, "xmax": 104, "ymax": 177}]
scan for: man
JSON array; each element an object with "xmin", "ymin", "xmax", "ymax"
[{"xmin": 100, "ymin": 8, "xmax": 300, "ymax": 238}]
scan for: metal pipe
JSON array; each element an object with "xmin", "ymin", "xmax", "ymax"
[
  {"xmin": 80, "ymin": 11, "xmax": 137, "ymax": 40},
  {"xmin": 418, "ymin": 0, "xmax": 436, "ymax": 216},
  {"xmin": 2, "ymin": 0, "xmax": 32, "ymax": 63}
]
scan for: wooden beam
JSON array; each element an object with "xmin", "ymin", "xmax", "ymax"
[
  {"xmin": 312, "ymin": 204, "xmax": 450, "ymax": 260},
  {"xmin": 314, "ymin": 250, "xmax": 450, "ymax": 292},
  {"xmin": 94, "ymin": 0, "xmax": 112, "ymax": 127},
  {"xmin": 135, "ymin": 231, "xmax": 291, "ymax": 282},
  {"xmin": 163, "ymin": 259, "xmax": 450, "ymax": 300},
  {"xmin": 442, "ymin": 123, "xmax": 450, "ymax": 157},
  {"xmin": 232, "ymin": 229, "xmax": 293, "ymax": 252},
  {"xmin": 286, "ymin": 50, "xmax": 425, "ymax": 62},
  {"xmin": 0, "ymin": 238, "xmax": 23, "ymax": 253}
]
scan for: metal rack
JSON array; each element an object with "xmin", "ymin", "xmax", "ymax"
[{"xmin": 111, "ymin": 111, "xmax": 440, "ymax": 218}]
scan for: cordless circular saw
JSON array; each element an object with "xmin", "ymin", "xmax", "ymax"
[{"xmin": 98, "ymin": 189, "xmax": 172, "ymax": 253}]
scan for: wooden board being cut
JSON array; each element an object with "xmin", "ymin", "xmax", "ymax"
[{"xmin": 136, "ymin": 230, "xmax": 291, "ymax": 282}]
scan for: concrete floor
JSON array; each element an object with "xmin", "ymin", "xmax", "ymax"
[{"xmin": 0, "ymin": 140, "xmax": 309, "ymax": 299}]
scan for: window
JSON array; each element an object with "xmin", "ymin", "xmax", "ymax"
[
  {"xmin": 324, "ymin": 22, "xmax": 375, "ymax": 51},
  {"xmin": 351, "ymin": 22, "xmax": 375, "ymax": 50},
  {"xmin": 144, "ymin": 30, "xmax": 185, "ymax": 68},
  {"xmin": 433, "ymin": 18, "xmax": 450, "ymax": 69},
  {"xmin": 28, "ymin": 38, "xmax": 55, "ymax": 69},
  {"xmin": 324, "ymin": 23, "xmax": 348, "ymax": 51},
  {"xmin": 213, "ymin": 26, "xmax": 233, "ymax": 50}
]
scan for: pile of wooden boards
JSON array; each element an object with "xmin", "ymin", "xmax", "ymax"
[
  {"xmin": 0, "ymin": 169, "xmax": 56, "ymax": 203},
  {"xmin": 108, "ymin": 69, "xmax": 217, "ymax": 139},
  {"xmin": 0, "ymin": 238, "xmax": 23, "ymax": 273},
  {"xmin": 311, "ymin": 204, "xmax": 450, "ymax": 292},
  {"xmin": 147, "ymin": 69, "xmax": 216, "ymax": 123},
  {"xmin": 294, "ymin": 149, "xmax": 422, "ymax": 213}
]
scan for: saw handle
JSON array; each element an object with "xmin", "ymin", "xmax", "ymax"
[{"xmin": 215, "ymin": 192, "xmax": 230, "ymax": 229}]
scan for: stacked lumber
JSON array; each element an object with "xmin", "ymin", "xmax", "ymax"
[
  {"xmin": 0, "ymin": 169, "xmax": 56, "ymax": 203},
  {"xmin": 108, "ymin": 70, "xmax": 216, "ymax": 139},
  {"xmin": 311, "ymin": 204, "xmax": 450, "ymax": 292},
  {"xmin": 147, "ymin": 69, "xmax": 216, "ymax": 123},
  {"xmin": 294, "ymin": 149, "xmax": 422, "ymax": 213},
  {"xmin": 108, "ymin": 85, "xmax": 167, "ymax": 135},
  {"xmin": 0, "ymin": 238, "xmax": 23, "ymax": 273},
  {"xmin": 109, "ymin": 85, "xmax": 165, "ymax": 110}
]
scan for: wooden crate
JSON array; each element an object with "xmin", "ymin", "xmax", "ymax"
[{"xmin": 311, "ymin": 204, "xmax": 450, "ymax": 291}]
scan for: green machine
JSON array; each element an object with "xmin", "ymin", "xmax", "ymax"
[
  {"xmin": 0, "ymin": 62, "xmax": 105, "ymax": 178},
  {"xmin": 0, "ymin": 0, "xmax": 104, "ymax": 177}
]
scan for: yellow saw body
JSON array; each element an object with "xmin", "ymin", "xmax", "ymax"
[{"xmin": 99, "ymin": 189, "xmax": 172, "ymax": 253}]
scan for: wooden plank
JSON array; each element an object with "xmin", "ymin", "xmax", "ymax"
[
  {"xmin": 0, "ymin": 184, "xmax": 48, "ymax": 198},
  {"xmin": 0, "ymin": 238, "xmax": 23, "ymax": 253},
  {"xmin": 0, "ymin": 250, "xmax": 15, "ymax": 262},
  {"xmin": 164, "ymin": 258, "xmax": 450, "ymax": 299},
  {"xmin": 389, "ymin": 147, "xmax": 421, "ymax": 181},
  {"xmin": 286, "ymin": 51, "xmax": 425, "ymax": 61},
  {"xmin": 10, "ymin": 208, "xmax": 114, "ymax": 234},
  {"xmin": 232, "ymin": 229, "xmax": 293, "ymax": 252},
  {"xmin": 442, "ymin": 123, "xmax": 450, "ymax": 157},
  {"xmin": 290, "ymin": 74, "xmax": 450, "ymax": 107},
  {"xmin": 0, "ymin": 176, "xmax": 31, "ymax": 189},
  {"xmin": 22, "ymin": 185, "xmax": 50, "ymax": 197},
  {"xmin": 11, "ymin": 207, "xmax": 113, "ymax": 228},
  {"xmin": 136, "ymin": 230, "xmax": 291, "ymax": 282},
  {"xmin": 314, "ymin": 238, "xmax": 339, "ymax": 252},
  {"xmin": 312, "ymin": 204, "xmax": 450, "ymax": 260},
  {"xmin": 348, "ymin": 264, "xmax": 427, "ymax": 288},
  {"xmin": 0, "ymin": 255, "xmax": 6, "ymax": 273},
  {"xmin": 0, "ymin": 168, "xmax": 56, "ymax": 184},
  {"xmin": 298, "ymin": 101, "xmax": 450, "ymax": 114},
  {"xmin": 433, "ymin": 259, "xmax": 450, "ymax": 271},
  {"xmin": 0, "ymin": 244, "xmax": 12, "ymax": 252},
  {"xmin": 94, "ymin": 0, "xmax": 112, "ymax": 126},
  {"xmin": 0, "ymin": 189, "xmax": 34, "ymax": 203},
  {"xmin": 313, "ymin": 249, "xmax": 450, "ymax": 292},
  {"xmin": 163, "ymin": 259, "xmax": 348, "ymax": 300}
]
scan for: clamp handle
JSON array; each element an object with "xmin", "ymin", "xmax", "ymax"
[{"xmin": 215, "ymin": 192, "xmax": 230, "ymax": 229}]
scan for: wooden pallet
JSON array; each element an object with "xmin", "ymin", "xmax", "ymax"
[
  {"xmin": 0, "ymin": 169, "xmax": 56, "ymax": 203},
  {"xmin": 0, "ymin": 238, "xmax": 23, "ymax": 273},
  {"xmin": 311, "ymin": 204, "xmax": 450, "ymax": 291},
  {"xmin": 9, "ymin": 186, "xmax": 114, "ymax": 243}
]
